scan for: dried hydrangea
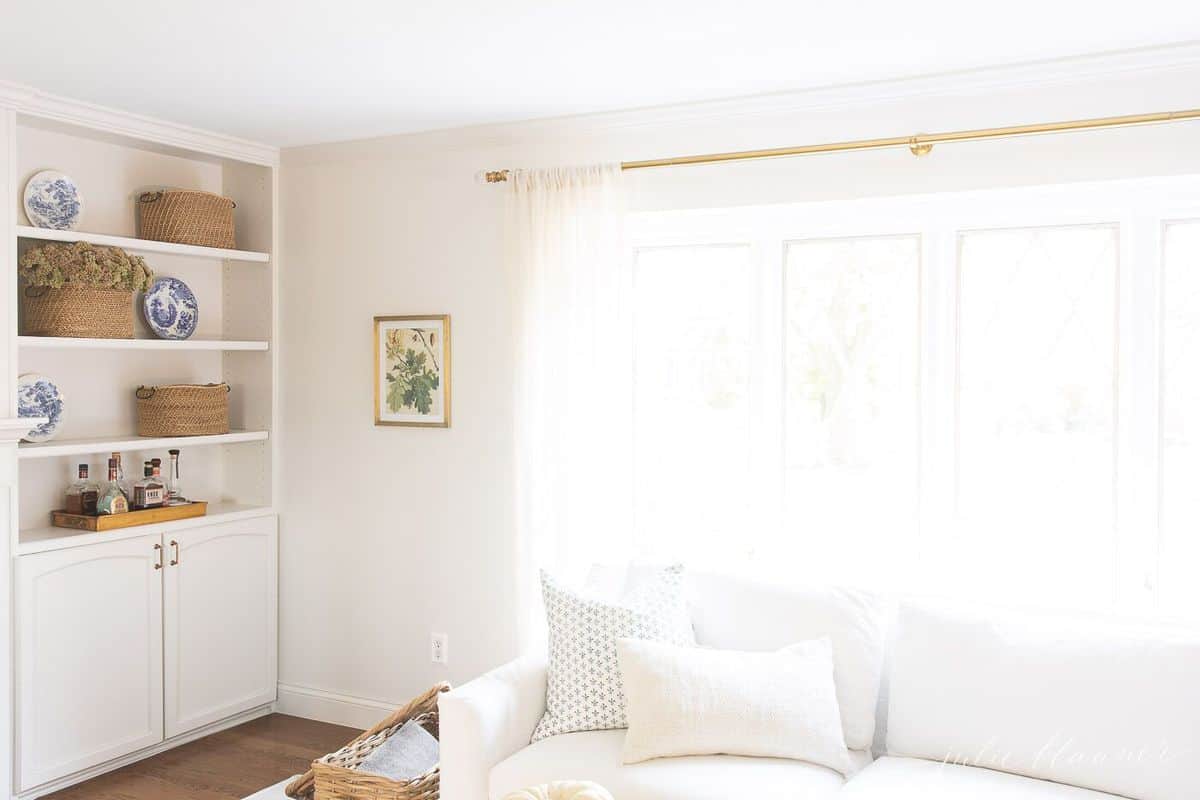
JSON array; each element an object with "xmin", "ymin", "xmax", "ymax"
[{"xmin": 18, "ymin": 242, "xmax": 154, "ymax": 292}]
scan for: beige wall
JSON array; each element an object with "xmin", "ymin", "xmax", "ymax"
[{"xmin": 278, "ymin": 55, "xmax": 1200, "ymax": 723}]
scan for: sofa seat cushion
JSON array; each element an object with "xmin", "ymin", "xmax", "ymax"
[
  {"xmin": 842, "ymin": 757, "xmax": 1127, "ymax": 799},
  {"xmin": 489, "ymin": 729, "xmax": 849, "ymax": 800}
]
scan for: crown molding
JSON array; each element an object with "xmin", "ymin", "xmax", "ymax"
[
  {"xmin": 284, "ymin": 40, "xmax": 1200, "ymax": 165},
  {"xmin": 0, "ymin": 79, "xmax": 279, "ymax": 167},
  {"xmin": 541, "ymin": 41, "xmax": 1200, "ymax": 134}
]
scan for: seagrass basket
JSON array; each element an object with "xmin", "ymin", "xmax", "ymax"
[
  {"xmin": 22, "ymin": 286, "xmax": 134, "ymax": 339},
  {"xmin": 138, "ymin": 189, "xmax": 236, "ymax": 249},
  {"xmin": 135, "ymin": 383, "xmax": 230, "ymax": 437},
  {"xmin": 287, "ymin": 683, "xmax": 449, "ymax": 800}
]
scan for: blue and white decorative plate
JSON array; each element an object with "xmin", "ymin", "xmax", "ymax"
[
  {"xmin": 143, "ymin": 277, "xmax": 199, "ymax": 340},
  {"xmin": 17, "ymin": 373, "xmax": 65, "ymax": 443},
  {"xmin": 23, "ymin": 170, "xmax": 84, "ymax": 230}
]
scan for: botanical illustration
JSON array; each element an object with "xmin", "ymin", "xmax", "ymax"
[
  {"xmin": 375, "ymin": 316, "xmax": 450, "ymax": 426},
  {"xmin": 385, "ymin": 327, "xmax": 441, "ymax": 414}
]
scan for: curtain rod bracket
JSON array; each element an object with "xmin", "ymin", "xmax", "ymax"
[{"xmin": 908, "ymin": 136, "xmax": 934, "ymax": 157}]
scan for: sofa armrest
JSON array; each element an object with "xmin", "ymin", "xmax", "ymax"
[{"xmin": 440, "ymin": 654, "xmax": 547, "ymax": 800}]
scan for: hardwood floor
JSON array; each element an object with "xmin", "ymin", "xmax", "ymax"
[{"xmin": 44, "ymin": 714, "xmax": 358, "ymax": 800}]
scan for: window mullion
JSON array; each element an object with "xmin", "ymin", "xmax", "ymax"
[
  {"xmin": 919, "ymin": 226, "xmax": 958, "ymax": 555},
  {"xmin": 750, "ymin": 236, "xmax": 785, "ymax": 558},
  {"xmin": 1115, "ymin": 215, "xmax": 1162, "ymax": 613}
]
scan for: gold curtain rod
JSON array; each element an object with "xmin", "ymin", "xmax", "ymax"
[{"xmin": 484, "ymin": 107, "xmax": 1200, "ymax": 183}]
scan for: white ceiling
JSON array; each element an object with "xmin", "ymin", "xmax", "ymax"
[{"xmin": 1, "ymin": 1, "xmax": 1198, "ymax": 148}]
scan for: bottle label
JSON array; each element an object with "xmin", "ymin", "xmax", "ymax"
[
  {"xmin": 101, "ymin": 494, "xmax": 129, "ymax": 515},
  {"xmin": 144, "ymin": 486, "xmax": 164, "ymax": 506}
]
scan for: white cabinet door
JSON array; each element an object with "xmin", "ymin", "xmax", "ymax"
[
  {"xmin": 16, "ymin": 533, "xmax": 165, "ymax": 791},
  {"xmin": 163, "ymin": 515, "xmax": 277, "ymax": 738}
]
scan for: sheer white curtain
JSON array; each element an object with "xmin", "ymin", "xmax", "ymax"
[{"xmin": 506, "ymin": 165, "xmax": 631, "ymax": 646}]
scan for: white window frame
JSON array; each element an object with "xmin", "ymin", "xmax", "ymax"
[{"xmin": 628, "ymin": 174, "xmax": 1200, "ymax": 617}]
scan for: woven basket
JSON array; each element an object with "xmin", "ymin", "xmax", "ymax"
[
  {"xmin": 135, "ymin": 383, "xmax": 230, "ymax": 437},
  {"xmin": 138, "ymin": 189, "xmax": 236, "ymax": 249},
  {"xmin": 22, "ymin": 286, "xmax": 134, "ymax": 339},
  {"xmin": 287, "ymin": 683, "xmax": 450, "ymax": 800}
]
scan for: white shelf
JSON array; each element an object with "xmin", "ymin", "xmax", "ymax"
[
  {"xmin": 18, "ymin": 429, "xmax": 269, "ymax": 459},
  {"xmin": 18, "ymin": 336, "xmax": 268, "ymax": 351},
  {"xmin": 17, "ymin": 225, "xmax": 270, "ymax": 263},
  {"xmin": 17, "ymin": 503, "xmax": 275, "ymax": 556}
]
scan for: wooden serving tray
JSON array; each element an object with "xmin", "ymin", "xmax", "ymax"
[{"xmin": 52, "ymin": 502, "xmax": 207, "ymax": 532}]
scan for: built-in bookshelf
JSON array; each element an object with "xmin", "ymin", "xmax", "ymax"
[
  {"xmin": 7, "ymin": 112, "xmax": 279, "ymax": 550},
  {"xmin": 1, "ymin": 87, "xmax": 282, "ymax": 800}
]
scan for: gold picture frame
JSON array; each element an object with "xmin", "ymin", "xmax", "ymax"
[{"xmin": 374, "ymin": 315, "xmax": 451, "ymax": 427}]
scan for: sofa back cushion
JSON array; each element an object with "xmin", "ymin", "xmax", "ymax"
[
  {"xmin": 886, "ymin": 602, "xmax": 1200, "ymax": 800},
  {"xmin": 586, "ymin": 566, "xmax": 887, "ymax": 751}
]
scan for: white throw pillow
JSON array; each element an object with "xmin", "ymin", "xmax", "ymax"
[
  {"xmin": 532, "ymin": 565, "xmax": 695, "ymax": 742},
  {"xmin": 592, "ymin": 565, "xmax": 889, "ymax": 751},
  {"xmin": 616, "ymin": 637, "xmax": 851, "ymax": 775}
]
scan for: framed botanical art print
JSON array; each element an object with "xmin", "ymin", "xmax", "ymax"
[{"xmin": 374, "ymin": 315, "xmax": 451, "ymax": 427}]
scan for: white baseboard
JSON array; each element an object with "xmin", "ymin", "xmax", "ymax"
[{"xmin": 275, "ymin": 683, "xmax": 399, "ymax": 730}]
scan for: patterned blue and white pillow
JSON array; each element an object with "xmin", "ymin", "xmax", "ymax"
[{"xmin": 532, "ymin": 565, "xmax": 695, "ymax": 742}]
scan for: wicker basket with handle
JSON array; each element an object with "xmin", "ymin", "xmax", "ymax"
[
  {"xmin": 22, "ymin": 286, "xmax": 134, "ymax": 339},
  {"xmin": 138, "ymin": 189, "xmax": 237, "ymax": 249},
  {"xmin": 135, "ymin": 383, "xmax": 230, "ymax": 437},
  {"xmin": 287, "ymin": 683, "xmax": 450, "ymax": 800}
]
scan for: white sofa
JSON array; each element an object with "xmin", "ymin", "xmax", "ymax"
[{"xmin": 440, "ymin": 569, "xmax": 1200, "ymax": 800}]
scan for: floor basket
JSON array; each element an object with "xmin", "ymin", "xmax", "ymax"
[
  {"xmin": 287, "ymin": 683, "xmax": 450, "ymax": 800},
  {"xmin": 21, "ymin": 286, "xmax": 134, "ymax": 339},
  {"xmin": 138, "ymin": 189, "xmax": 237, "ymax": 249},
  {"xmin": 136, "ymin": 383, "xmax": 230, "ymax": 437}
]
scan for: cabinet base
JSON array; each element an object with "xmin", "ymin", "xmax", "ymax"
[{"xmin": 16, "ymin": 702, "xmax": 274, "ymax": 800}]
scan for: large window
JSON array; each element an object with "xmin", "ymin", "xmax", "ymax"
[{"xmin": 628, "ymin": 178, "xmax": 1200, "ymax": 619}]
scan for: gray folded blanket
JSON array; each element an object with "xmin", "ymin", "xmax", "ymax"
[{"xmin": 357, "ymin": 719, "xmax": 439, "ymax": 781}]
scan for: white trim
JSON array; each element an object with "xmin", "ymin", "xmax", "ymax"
[
  {"xmin": 14, "ymin": 703, "xmax": 274, "ymax": 800},
  {"xmin": 276, "ymin": 683, "xmax": 399, "ymax": 730},
  {"xmin": 546, "ymin": 42, "xmax": 1200, "ymax": 133},
  {"xmin": 284, "ymin": 42, "xmax": 1200, "ymax": 163},
  {"xmin": 0, "ymin": 79, "xmax": 278, "ymax": 167}
]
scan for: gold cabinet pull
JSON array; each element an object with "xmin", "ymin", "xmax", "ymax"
[
  {"xmin": 169, "ymin": 540, "xmax": 180, "ymax": 566},
  {"xmin": 154, "ymin": 543, "xmax": 163, "ymax": 570}
]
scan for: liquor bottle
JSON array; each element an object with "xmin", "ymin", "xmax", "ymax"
[
  {"xmin": 132, "ymin": 462, "xmax": 165, "ymax": 510},
  {"xmin": 111, "ymin": 451, "xmax": 133, "ymax": 499},
  {"xmin": 65, "ymin": 463, "xmax": 100, "ymax": 515},
  {"xmin": 166, "ymin": 448, "xmax": 187, "ymax": 505},
  {"xmin": 97, "ymin": 458, "xmax": 129, "ymax": 515}
]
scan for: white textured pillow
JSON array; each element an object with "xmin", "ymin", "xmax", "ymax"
[
  {"xmin": 616, "ymin": 637, "xmax": 851, "ymax": 774},
  {"xmin": 532, "ymin": 566, "xmax": 695, "ymax": 742}
]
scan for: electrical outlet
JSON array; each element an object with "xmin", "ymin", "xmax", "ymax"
[{"xmin": 431, "ymin": 632, "xmax": 449, "ymax": 664}]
